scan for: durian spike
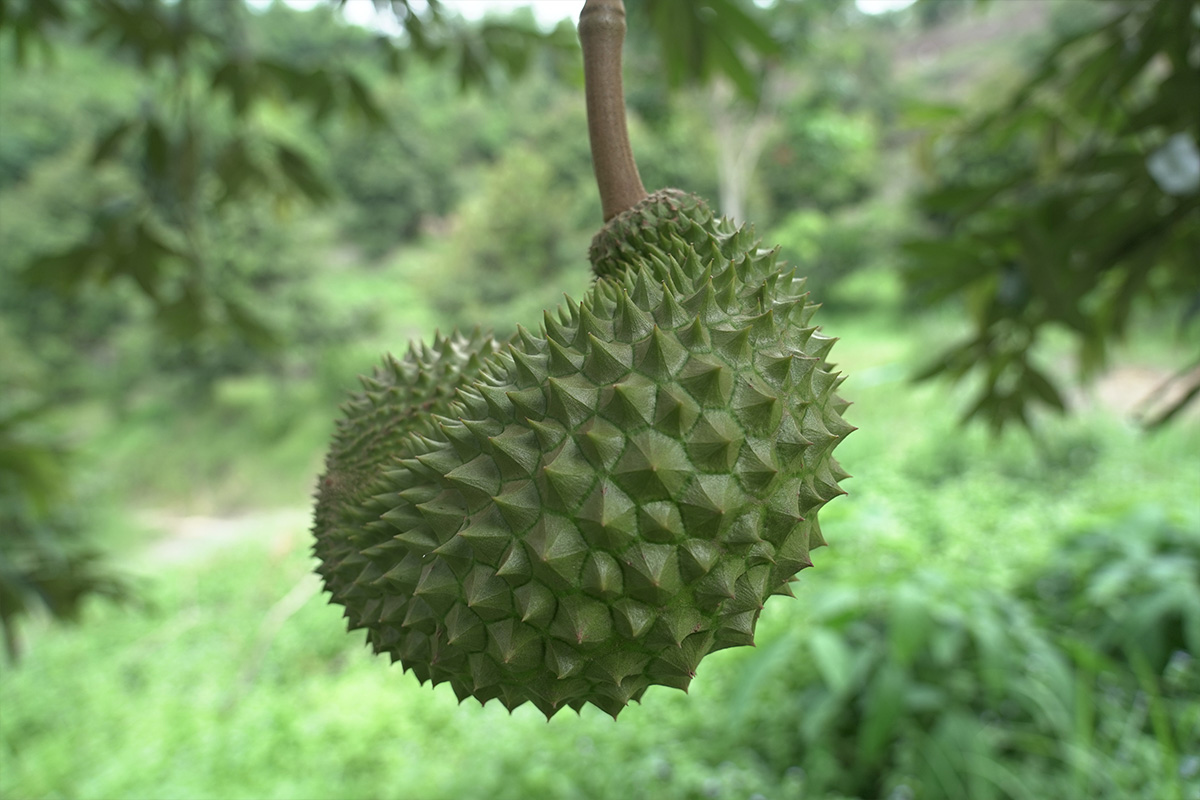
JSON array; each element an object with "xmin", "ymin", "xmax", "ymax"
[{"xmin": 579, "ymin": 0, "xmax": 647, "ymax": 222}]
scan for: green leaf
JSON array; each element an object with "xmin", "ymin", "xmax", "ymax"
[
  {"xmin": 919, "ymin": 170, "xmax": 1033, "ymax": 215},
  {"xmin": 911, "ymin": 337, "xmax": 981, "ymax": 383},
  {"xmin": 24, "ymin": 243, "xmax": 101, "ymax": 292},
  {"xmin": 707, "ymin": 0, "xmax": 780, "ymax": 56},
  {"xmin": 143, "ymin": 118, "xmax": 170, "ymax": 184},
  {"xmin": 210, "ymin": 57, "xmax": 254, "ymax": 116},
  {"xmin": 639, "ymin": 0, "xmax": 779, "ymax": 101},
  {"xmin": 0, "ymin": 408, "xmax": 71, "ymax": 517},
  {"xmin": 221, "ymin": 295, "xmax": 280, "ymax": 351},
  {"xmin": 905, "ymin": 0, "xmax": 1198, "ymax": 431},
  {"xmin": 273, "ymin": 141, "xmax": 331, "ymax": 203},
  {"xmin": 706, "ymin": 27, "xmax": 758, "ymax": 101},
  {"xmin": 887, "ymin": 585, "xmax": 933, "ymax": 667},
  {"xmin": 857, "ymin": 663, "xmax": 906, "ymax": 767},
  {"xmin": 156, "ymin": 280, "xmax": 208, "ymax": 340},
  {"xmin": 1022, "ymin": 363, "xmax": 1066, "ymax": 412},
  {"xmin": 214, "ymin": 136, "xmax": 260, "ymax": 205},
  {"xmin": 91, "ymin": 119, "xmax": 137, "ymax": 164},
  {"xmin": 809, "ymin": 627, "xmax": 853, "ymax": 694},
  {"xmin": 902, "ymin": 99, "xmax": 964, "ymax": 126},
  {"xmin": 342, "ymin": 71, "xmax": 388, "ymax": 128}
]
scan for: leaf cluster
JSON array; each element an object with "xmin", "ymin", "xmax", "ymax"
[
  {"xmin": 715, "ymin": 509, "xmax": 1199, "ymax": 799},
  {"xmin": 2, "ymin": 0, "xmax": 383, "ymax": 346},
  {"xmin": 905, "ymin": 0, "xmax": 1200, "ymax": 431},
  {"xmin": 0, "ymin": 0, "xmax": 793, "ymax": 648},
  {"xmin": 1019, "ymin": 506, "xmax": 1200, "ymax": 675},
  {"xmin": 0, "ymin": 401, "xmax": 130, "ymax": 662},
  {"xmin": 633, "ymin": 0, "xmax": 780, "ymax": 103}
]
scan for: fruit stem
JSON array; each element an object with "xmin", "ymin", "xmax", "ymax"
[{"xmin": 579, "ymin": 0, "xmax": 648, "ymax": 222}]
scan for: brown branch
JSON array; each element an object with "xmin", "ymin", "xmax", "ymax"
[{"xmin": 579, "ymin": 0, "xmax": 647, "ymax": 222}]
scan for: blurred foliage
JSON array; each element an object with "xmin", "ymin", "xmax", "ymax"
[
  {"xmin": 727, "ymin": 576, "xmax": 1108, "ymax": 799},
  {"xmin": 912, "ymin": 0, "xmax": 978, "ymax": 29},
  {"xmin": 0, "ymin": 142, "xmax": 338, "ymax": 410},
  {"xmin": 5, "ymin": 0, "xmax": 380, "ymax": 347},
  {"xmin": 428, "ymin": 145, "xmax": 589, "ymax": 331},
  {"xmin": 1, "ymin": 6, "xmax": 1198, "ymax": 796},
  {"xmin": 905, "ymin": 0, "xmax": 1200, "ymax": 430},
  {"xmin": 3, "ymin": 369, "xmax": 1198, "ymax": 797},
  {"xmin": 633, "ymin": 0, "xmax": 780, "ymax": 103},
  {"xmin": 0, "ymin": 0, "xmax": 580, "ymax": 345},
  {"xmin": 763, "ymin": 110, "xmax": 881, "ymax": 213},
  {"xmin": 626, "ymin": 0, "xmax": 897, "ymax": 228},
  {"xmin": 0, "ymin": 0, "xmax": 791, "ymax": 654},
  {"xmin": 1020, "ymin": 506, "xmax": 1200, "ymax": 676},
  {"xmin": 327, "ymin": 81, "xmax": 461, "ymax": 259},
  {"xmin": 0, "ymin": 400, "xmax": 130, "ymax": 662},
  {"xmin": 0, "ymin": 0, "xmax": 775, "ymax": 344},
  {"xmin": 718, "ymin": 559, "xmax": 1197, "ymax": 799},
  {"xmin": 769, "ymin": 200, "xmax": 907, "ymax": 304}
]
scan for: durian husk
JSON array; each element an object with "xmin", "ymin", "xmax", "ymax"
[{"xmin": 313, "ymin": 190, "xmax": 853, "ymax": 718}]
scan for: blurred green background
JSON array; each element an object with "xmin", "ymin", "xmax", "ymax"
[{"xmin": 1, "ymin": 0, "xmax": 1198, "ymax": 798}]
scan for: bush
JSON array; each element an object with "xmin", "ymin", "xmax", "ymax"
[
  {"xmin": 0, "ymin": 399, "xmax": 129, "ymax": 660},
  {"xmin": 710, "ymin": 568, "xmax": 1193, "ymax": 800},
  {"xmin": 762, "ymin": 110, "xmax": 880, "ymax": 215},
  {"xmin": 1020, "ymin": 504, "xmax": 1200, "ymax": 681},
  {"xmin": 769, "ymin": 200, "xmax": 906, "ymax": 304},
  {"xmin": 426, "ymin": 145, "xmax": 592, "ymax": 334},
  {"xmin": 715, "ymin": 573, "xmax": 1081, "ymax": 799}
]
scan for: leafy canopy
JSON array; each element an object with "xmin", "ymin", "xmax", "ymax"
[{"xmin": 906, "ymin": 0, "xmax": 1200, "ymax": 430}]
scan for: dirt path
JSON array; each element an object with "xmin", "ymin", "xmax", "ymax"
[
  {"xmin": 1085, "ymin": 363, "xmax": 1200, "ymax": 421},
  {"xmin": 136, "ymin": 507, "xmax": 312, "ymax": 567}
]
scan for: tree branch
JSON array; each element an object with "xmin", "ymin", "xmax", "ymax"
[{"xmin": 579, "ymin": 0, "xmax": 647, "ymax": 222}]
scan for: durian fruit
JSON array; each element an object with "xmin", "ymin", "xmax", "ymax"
[
  {"xmin": 315, "ymin": 329, "xmax": 497, "ymax": 610},
  {"xmin": 312, "ymin": 0, "xmax": 852, "ymax": 719}
]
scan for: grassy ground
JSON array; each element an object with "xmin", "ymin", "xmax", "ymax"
[{"xmin": 3, "ymin": 298, "xmax": 1197, "ymax": 800}]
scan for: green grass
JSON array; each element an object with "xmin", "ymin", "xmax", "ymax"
[
  {"xmin": 4, "ymin": 309, "xmax": 1197, "ymax": 800},
  {"xmin": 0, "ymin": 531, "xmax": 791, "ymax": 800}
]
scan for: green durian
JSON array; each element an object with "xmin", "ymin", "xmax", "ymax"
[
  {"xmin": 315, "ymin": 329, "xmax": 497, "ymax": 610},
  {"xmin": 313, "ymin": 188, "xmax": 853, "ymax": 718}
]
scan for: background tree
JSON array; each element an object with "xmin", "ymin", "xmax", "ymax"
[
  {"xmin": 0, "ymin": 0, "xmax": 780, "ymax": 656},
  {"xmin": 1, "ymin": 3, "xmax": 1196, "ymax": 796},
  {"xmin": 905, "ymin": 0, "xmax": 1200, "ymax": 430}
]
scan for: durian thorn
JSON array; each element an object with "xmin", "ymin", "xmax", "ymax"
[{"xmin": 579, "ymin": 0, "xmax": 647, "ymax": 221}]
